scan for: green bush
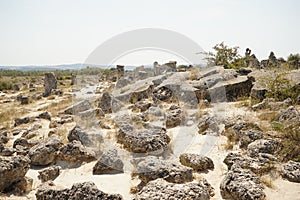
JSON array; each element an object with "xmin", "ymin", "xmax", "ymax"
[{"xmin": 0, "ymin": 80, "xmax": 13, "ymax": 91}]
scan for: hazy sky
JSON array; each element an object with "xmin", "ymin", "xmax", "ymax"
[{"xmin": 0, "ymin": 0, "xmax": 299, "ymax": 66}]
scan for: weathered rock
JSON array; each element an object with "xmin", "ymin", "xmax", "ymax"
[
  {"xmin": 208, "ymin": 76, "xmax": 253, "ymax": 102},
  {"xmin": 0, "ymin": 130, "xmax": 9, "ymax": 144},
  {"xmin": 247, "ymin": 139, "xmax": 279, "ymax": 157},
  {"xmin": 38, "ymin": 166, "xmax": 61, "ymax": 182},
  {"xmin": 68, "ymin": 125, "xmax": 92, "ymax": 146},
  {"xmin": 236, "ymin": 68, "xmax": 252, "ymax": 76},
  {"xmin": 231, "ymin": 122, "xmax": 263, "ymax": 148},
  {"xmin": 132, "ymin": 156, "xmax": 193, "ymax": 185},
  {"xmin": 44, "ymin": 72, "xmax": 57, "ymax": 97},
  {"xmin": 250, "ymin": 83, "xmax": 267, "ymax": 101},
  {"xmin": 220, "ymin": 166, "xmax": 266, "ymax": 200},
  {"xmin": 282, "ymin": 161, "xmax": 300, "ymax": 183},
  {"xmin": 117, "ymin": 126, "xmax": 170, "ymax": 154},
  {"xmin": 57, "ymin": 140, "xmax": 96, "ymax": 163},
  {"xmin": 131, "ymin": 101, "xmax": 152, "ymax": 112},
  {"xmin": 197, "ymin": 115, "xmax": 220, "ymax": 135},
  {"xmin": 35, "ymin": 181, "xmax": 123, "ymax": 200},
  {"xmin": 0, "ymin": 155, "xmax": 31, "ymax": 192},
  {"xmin": 78, "ymin": 108, "xmax": 104, "ymax": 119},
  {"xmin": 13, "ymin": 138, "xmax": 32, "ymax": 149},
  {"xmin": 134, "ymin": 178, "xmax": 213, "ymax": 200},
  {"xmin": 179, "ymin": 153, "xmax": 214, "ymax": 172},
  {"xmin": 13, "ymin": 176, "xmax": 33, "ymax": 194},
  {"xmin": 223, "ymin": 152, "xmax": 277, "ymax": 174},
  {"xmin": 166, "ymin": 106, "xmax": 182, "ymax": 128},
  {"xmin": 93, "ymin": 149, "xmax": 124, "ymax": 174},
  {"xmin": 13, "ymin": 84, "xmax": 20, "ymax": 91},
  {"xmin": 14, "ymin": 117, "xmax": 30, "ymax": 126},
  {"xmin": 20, "ymin": 96, "xmax": 29, "ymax": 105},
  {"xmin": 278, "ymin": 106, "xmax": 300, "ymax": 122},
  {"xmin": 64, "ymin": 100, "xmax": 92, "ymax": 115},
  {"xmin": 98, "ymin": 92, "xmax": 113, "ymax": 114},
  {"xmin": 28, "ymin": 135, "xmax": 63, "ymax": 166},
  {"xmin": 37, "ymin": 111, "xmax": 51, "ymax": 120}
]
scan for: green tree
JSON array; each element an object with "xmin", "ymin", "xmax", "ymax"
[
  {"xmin": 287, "ymin": 53, "xmax": 300, "ymax": 69},
  {"xmin": 204, "ymin": 42, "xmax": 246, "ymax": 69}
]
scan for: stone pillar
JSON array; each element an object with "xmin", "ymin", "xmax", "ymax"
[{"xmin": 44, "ymin": 72, "xmax": 57, "ymax": 97}]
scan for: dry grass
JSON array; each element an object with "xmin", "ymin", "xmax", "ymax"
[
  {"xmin": 261, "ymin": 176, "xmax": 275, "ymax": 189},
  {"xmin": 42, "ymin": 97, "xmax": 72, "ymax": 116},
  {"xmin": 0, "ymin": 103, "xmax": 29, "ymax": 129}
]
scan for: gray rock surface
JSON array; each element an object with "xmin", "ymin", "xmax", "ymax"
[
  {"xmin": 68, "ymin": 125, "xmax": 92, "ymax": 146},
  {"xmin": 64, "ymin": 100, "xmax": 92, "ymax": 115},
  {"xmin": 93, "ymin": 149, "xmax": 124, "ymax": 174},
  {"xmin": 35, "ymin": 181, "xmax": 123, "ymax": 200},
  {"xmin": 38, "ymin": 165, "xmax": 61, "ymax": 182},
  {"xmin": 247, "ymin": 139, "xmax": 279, "ymax": 157},
  {"xmin": 282, "ymin": 161, "xmax": 300, "ymax": 183},
  {"xmin": 98, "ymin": 92, "xmax": 113, "ymax": 114},
  {"xmin": 134, "ymin": 178, "xmax": 213, "ymax": 200},
  {"xmin": 0, "ymin": 155, "xmax": 30, "ymax": 192},
  {"xmin": 28, "ymin": 135, "xmax": 62, "ymax": 166},
  {"xmin": 179, "ymin": 153, "xmax": 214, "ymax": 172},
  {"xmin": 220, "ymin": 165, "xmax": 266, "ymax": 200},
  {"xmin": 44, "ymin": 72, "xmax": 57, "ymax": 97}
]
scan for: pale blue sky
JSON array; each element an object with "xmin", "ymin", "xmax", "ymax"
[{"xmin": 0, "ymin": 0, "xmax": 299, "ymax": 65}]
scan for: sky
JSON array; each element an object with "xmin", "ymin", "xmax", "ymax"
[{"xmin": 0, "ymin": 0, "xmax": 299, "ymax": 66}]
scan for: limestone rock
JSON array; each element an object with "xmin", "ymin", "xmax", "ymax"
[
  {"xmin": 14, "ymin": 117, "xmax": 30, "ymax": 126},
  {"xmin": 38, "ymin": 165, "xmax": 61, "ymax": 182},
  {"xmin": 68, "ymin": 125, "xmax": 92, "ymax": 146},
  {"xmin": 28, "ymin": 135, "xmax": 62, "ymax": 166},
  {"xmin": 35, "ymin": 181, "xmax": 123, "ymax": 200},
  {"xmin": 93, "ymin": 149, "xmax": 124, "ymax": 174},
  {"xmin": 247, "ymin": 139, "xmax": 279, "ymax": 157},
  {"xmin": 220, "ymin": 166, "xmax": 266, "ymax": 200},
  {"xmin": 0, "ymin": 155, "xmax": 30, "ymax": 192},
  {"xmin": 179, "ymin": 153, "xmax": 214, "ymax": 172},
  {"xmin": 44, "ymin": 72, "xmax": 57, "ymax": 97},
  {"xmin": 132, "ymin": 156, "xmax": 193, "ymax": 185},
  {"xmin": 282, "ymin": 161, "xmax": 300, "ymax": 183},
  {"xmin": 134, "ymin": 178, "xmax": 213, "ymax": 200},
  {"xmin": 98, "ymin": 92, "xmax": 112, "ymax": 114},
  {"xmin": 57, "ymin": 140, "xmax": 96, "ymax": 164}
]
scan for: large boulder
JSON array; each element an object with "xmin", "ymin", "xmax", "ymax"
[
  {"xmin": 35, "ymin": 182, "xmax": 123, "ymax": 200},
  {"xmin": 132, "ymin": 156, "xmax": 193, "ymax": 186},
  {"xmin": 98, "ymin": 92, "xmax": 113, "ymax": 114},
  {"xmin": 223, "ymin": 152, "xmax": 277, "ymax": 174},
  {"xmin": 282, "ymin": 161, "xmax": 300, "ymax": 183},
  {"xmin": 44, "ymin": 72, "xmax": 57, "ymax": 97},
  {"xmin": 166, "ymin": 105, "xmax": 182, "ymax": 128},
  {"xmin": 93, "ymin": 149, "xmax": 124, "ymax": 174},
  {"xmin": 57, "ymin": 140, "xmax": 96, "ymax": 164},
  {"xmin": 133, "ymin": 178, "xmax": 213, "ymax": 200},
  {"xmin": 117, "ymin": 125, "xmax": 170, "ymax": 154},
  {"xmin": 0, "ymin": 155, "xmax": 30, "ymax": 192},
  {"xmin": 38, "ymin": 165, "xmax": 61, "ymax": 182},
  {"xmin": 247, "ymin": 139, "xmax": 279, "ymax": 157},
  {"xmin": 28, "ymin": 135, "xmax": 63, "ymax": 166},
  {"xmin": 68, "ymin": 125, "xmax": 92, "ymax": 146},
  {"xmin": 179, "ymin": 153, "xmax": 214, "ymax": 172},
  {"xmin": 220, "ymin": 165, "xmax": 266, "ymax": 200}
]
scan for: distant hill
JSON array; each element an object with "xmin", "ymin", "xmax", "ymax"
[{"xmin": 0, "ymin": 63, "xmax": 151, "ymax": 71}]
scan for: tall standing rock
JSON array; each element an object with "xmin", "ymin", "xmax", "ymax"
[{"xmin": 44, "ymin": 72, "xmax": 57, "ymax": 97}]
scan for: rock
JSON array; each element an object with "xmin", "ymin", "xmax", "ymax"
[
  {"xmin": 117, "ymin": 126, "xmax": 170, "ymax": 154},
  {"xmin": 133, "ymin": 178, "xmax": 213, "ymax": 200},
  {"xmin": 220, "ymin": 166, "xmax": 266, "ymax": 200},
  {"xmin": 197, "ymin": 115, "xmax": 220, "ymax": 135},
  {"xmin": 0, "ymin": 155, "xmax": 30, "ymax": 192},
  {"xmin": 98, "ymin": 92, "xmax": 112, "ymax": 114},
  {"xmin": 68, "ymin": 125, "xmax": 92, "ymax": 146},
  {"xmin": 38, "ymin": 166, "xmax": 61, "ymax": 182},
  {"xmin": 282, "ymin": 161, "xmax": 300, "ymax": 183},
  {"xmin": 166, "ymin": 106, "xmax": 182, "ymax": 128},
  {"xmin": 13, "ymin": 138, "xmax": 33, "ymax": 148},
  {"xmin": 231, "ymin": 122, "xmax": 263, "ymax": 148},
  {"xmin": 44, "ymin": 72, "xmax": 57, "ymax": 97},
  {"xmin": 13, "ymin": 176, "xmax": 33, "ymax": 194},
  {"xmin": 37, "ymin": 111, "xmax": 51, "ymax": 120},
  {"xmin": 93, "ymin": 149, "xmax": 124, "ymax": 174},
  {"xmin": 0, "ymin": 130, "xmax": 9, "ymax": 143},
  {"xmin": 14, "ymin": 117, "xmax": 30, "ymax": 126},
  {"xmin": 13, "ymin": 84, "xmax": 20, "ymax": 91},
  {"xmin": 278, "ymin": 106, "xmax": 300, "ymax": 122},
  {"xmin": 20, "ymin": 96, "xmax": 29, "ymax": 104},
  {"xmin": 250, "ymin": 83, "xmax": 267, "ymax": 101},
  {"xmin": 71, "ymin": 74, "xmax": 76, "ymax": 85},
  {"xmin": 236, "ymin": 68, "xmax": 252, "ymax": 76},
  {"xmin": 223, "ymin": 152, "xmax": 277, "ymax": 174},
  {"xmin": 115, "ymin": 77, "xmax": 131, "ymax": 89},
  {"xmin": 35, "ymin": 181, "xmax": 123, "ymax": 200},
  {"xmin": 132, "ymin": 156, "xmax": 193, "ymax": 185},
  {"xmin": 247, "ymin": 139, "xmax": 279, "ymax": 157},
  {"xmin": 28, "ymin": 135, "xmax": 63, "ymax": 166},
  {"xmin": 64, "ymin": 100, "xmax": 92, "ymax": 115},
  {"xmin": 179, "ymin": 153, "xmax": 214, "ymax": 172},
  {"xmin": 131, "ymin": 101, "xmax": 152, "ymax": 112},
  {"xmin": 57, "ymin": 140, "xmax": 96, "ymax": 163},
  {"xmin": 208, "ymin": 76, "xmax": 253, "ymax": 102},
  {"xmin": 0, "ymin": 148, "xmax": 16, "ymax": 156}
]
